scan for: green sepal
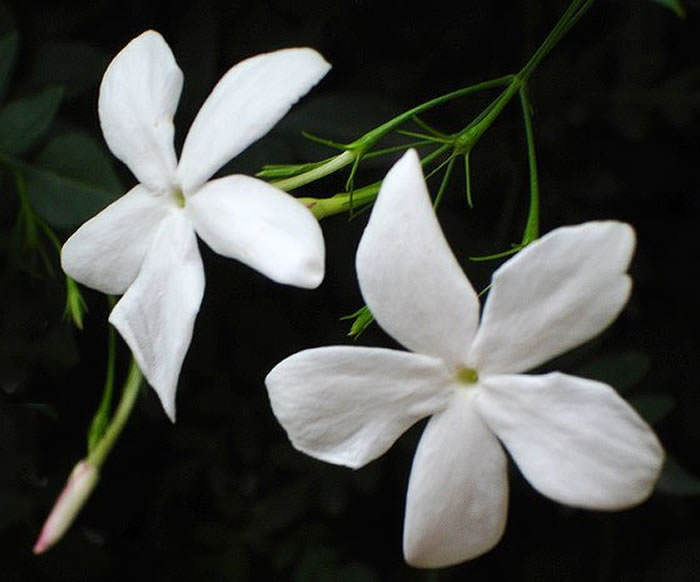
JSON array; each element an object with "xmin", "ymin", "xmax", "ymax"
[{"xmin": 340, "ymin": 305, "xmax": 374, "ymax": 338}]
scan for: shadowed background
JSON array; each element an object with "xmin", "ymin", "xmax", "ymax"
[{"xmin": 1, "ymin": 0, "xmax": 699, "ymax": 580}]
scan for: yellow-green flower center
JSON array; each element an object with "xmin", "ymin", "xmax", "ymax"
[
  {"xmin": 173, "ymin": 188, "xmax": 185, "ymax": 208},
  {"xmin": 456, "ymin": 366, "xmax": 479, "ymax": 385}
]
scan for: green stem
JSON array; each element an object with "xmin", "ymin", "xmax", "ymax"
[
  {"xmin": 464, "ymin": 153, "xmax": 473, "ymax": 208},
  {"xmin": 278, "ymin": 0, "xmax": 594, "ymax": 218},
  {"xmin": 299, "ymin": 144, "xmax": 450, "ymax": 219},
  {"xmin": 433, "ymin": 155, "xmax": 456, "ymax": 209},
  {"xmin": 87, "ymin": 296, "xmax": 118, "ymax": 453},
  {"xmin": 271, "ymin": 150, "xmax": 355, "ymax": 191},
  {"xmin": 270, "ymin": 76, "xmax": 514, "ymax": 192},
  {"xmin": 453, "ymin": 0, "xmax": 594, "ymax": 154},
  {"xmin": 518, "ymin": 0, "xmax": 593, "ymax": 82},
  {"xmin": 519, "ymin": 86, "xmax": 540, "ymax": 244},
  {"xmin": 350, "ymin": 75, "xmax": 515, "ymax": 150},
  {"xmin": 87, "ymin": 358, "xmax": 143, "ymax": 469}
]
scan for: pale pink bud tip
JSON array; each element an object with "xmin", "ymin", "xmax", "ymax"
[{"xmin": 33, "ymin": 460, "xmax": 99, "ymax": 554}]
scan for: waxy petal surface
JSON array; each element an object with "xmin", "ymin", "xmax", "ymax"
[
  {"xmin": 476, "ymin": 373, "xmax": 664, "ymax": 509},
  {"xmin": 265, "ymin": 346, "xmax": 454, "ymax": 469},
  {"xmin": 61, "ymin": 185, "xmax": 171, "ymax": 294},
  {"xmin": 404, "ymin": 390, "xmax": 508, "ymax": 567},
  {"xmin": 109, "ymin": 211, "xmax": 205, "ymax": 421},
  {"xmin": 98, "ymin": 30, "xmax": 181, "ymax": 192},
  {"xmin": 187, "ymin": 175, "xmax": 324, "ymax": 288},
  {"xmin": 468, "ymin": 221, "xmax": 635, "ymax": 375},
  {"xmin": 356, "ymin": 150, "xmax": 479, "ymax": 367},
  {"xmin": 177, "ymin": 48, "xmax": 330, "ymax": 192}
]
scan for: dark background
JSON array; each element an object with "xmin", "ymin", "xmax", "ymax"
[{"xmin": 1, "ymin": 0, "xmax": 699, "ymax": 580}]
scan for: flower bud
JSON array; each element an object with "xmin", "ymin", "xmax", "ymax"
[{"xmin": 33, "ymin": 460, "xmax": 99, "ymax": 554}]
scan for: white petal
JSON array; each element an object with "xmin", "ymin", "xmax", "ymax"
[
  {"xmin": 468, "ymin": 221, "xmax": 635, "ymax": 375},
  {"xmin": 404, "ymin": 389, "xmax": 508, "ymax": 567},
  {"xmin": 109, "ymin": 210, "xmax": 205, "ymax": 421},
  {"xmin": 61, "ymin": 185, "xmax": 171, "ymax": 294},
  {"xmin": 177, "ymin": 48, "xmax": 330, "ymax": 192},
  {"xmin": 356, "ymin": 150, "xmax": 480, "ymax": 367},
  {"xmin": 187, "ymin": 175, "xmax": 324, "ymax": 288},
  {"xmin": 265, "ymin": 346, "xmax": 454, "ymax": 469},
  {"xmin": 475, "ymin": 372, "xmax": 664, "ymax": 509},
  {"xmin": 98, "ymin": 30, "xmax": 181, "ymax": 192}
]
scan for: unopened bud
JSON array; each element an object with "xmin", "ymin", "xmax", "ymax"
[{"xmin": 33, "ymin": 460, "xmax": 99, "ymax": 554}]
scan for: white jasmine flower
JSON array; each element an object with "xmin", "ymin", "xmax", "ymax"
[
  {"xmin": 62, "ymin": 31, "xmax": 330, "ymax": 420},
  {"xmin": 265, "ymin": 150, "xmax": 664, "ymax": 568}
]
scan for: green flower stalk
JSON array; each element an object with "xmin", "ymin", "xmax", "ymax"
[{"xmin": 33, "ymin": 359, "xmax": 143, "ymax": 554}]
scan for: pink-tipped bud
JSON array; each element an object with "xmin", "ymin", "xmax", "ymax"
[{"xmin": 33, "ymin": 460, "xmax": 99, "ymax": 554}]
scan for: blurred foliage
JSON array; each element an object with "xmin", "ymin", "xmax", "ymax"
[{"xmin": 1, "ymin": 0, "xmax": 699, "ymax": 581}]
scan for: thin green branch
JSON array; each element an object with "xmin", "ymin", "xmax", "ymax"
[
  {"xmin": 87, "ymin": 358, "xmax": 143, "ymax": 469},
  {"xmin": 519, "ymin": 86, "xmax": 540, "ymax": 244},
  {"xmin": 518, "ymin": 0, "xmax": 594, "ymax": 82},
  {"xmin": 412, "ymin": 115, "xmax": 449, "ymax": 139},
  {"xmin": 301, "ymin": 131, "xmax": 348, "ymax": 150},
  {"xmin": 299, "ymin": 144, "xmax": 451, "ymax": 220},
  {"xmin": 87, "ymin": 296, "xmax": 118, "ymax": 453},
  {"xmin": 433, "ymin": 156, "xmax": 457, "ymax": 209},
  {"xmin": 271, "ymin": 150, "xmax": 356, "ymax": 191},
  {"xmin": 464, "ymin": 154, "xmax": 473, "ymax": 208},
  {"xmin": 396, "ymin": 129, "xmax": 448, "ymax": 143},
  {"xmin": 363, "ymin": 140, "xmax": 437, "ymax": 160}
]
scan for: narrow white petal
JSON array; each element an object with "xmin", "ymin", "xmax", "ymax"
[
  {"xmin": 476, "ymin": 373, "xmax": 664, "ymax": 509},
  {"xmin": 177, "ymin": 48, "xmax": 330, "ymax": 192},
  {"xmin": 404, "ymin": 390, "xmax": 508, "ymax": 568},
  {"xmin": 61, "ymin": 185, "xmax": 171, "ymax": 294},
  {"xmin": 468, "ymin": 221, "xmax": 635, "ymax": 375},
  {"xmin": 109, "ymin": 211, "xmax": 205, "ymax": 421},
  {"xmin": 187, "ymin": 175, "xmax": 324, "ymax": 288},
  {"xmin": 98, "ymin": 30, "xmax": 181, "ymax": 191},
  {"xmin": 356, "ymin": 150, "xmax": 479, "ymax": 367},
  {"xmin": 265, "ymin": 346, "xmax": 454, "ymax": 469}
]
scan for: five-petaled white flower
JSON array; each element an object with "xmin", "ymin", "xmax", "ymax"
[
  {"xmin": 265, "ymin": 150, "xmax": 664, "ymax": 568},
  {"xmin": 62, "ymin": 31, "xmax": 330, "ymax": 421}
]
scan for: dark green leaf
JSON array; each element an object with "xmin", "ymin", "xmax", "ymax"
[
  {"xmin": 576, "ymin": 350, "xmax": 651, "ymax": 394},
  {"xmin": 629, "ymin": 393, "xmax": 675, "ymax": 425},
  {"xmin": 0, "ymin": 3, "xmax": 16, "ymax": 36},
  {"xmin": 249, "ymin": 478, "xmax": 313, "ymax": 535},
  {"xmin": 657, "ymin": 456, "xmax": 700, "ymax": 496},
  {"xmin": 0, "ymin": 86, "xmax": 63, "ymax": 154},
  {"xmin": 35, "ymin": 131, "xmax": 121, "ymax": 193},
  {"xmin": 338, "ymin": 563, "xmax": 381, "ymax": 582},
  {"xmin": 0, "ymin": 31, "xmax": 18, "ymax": 103},
  {"xmin": 650, "ymin": 0, "xmax": 686, "ymax": 18},
  {"xmin": 29, "ymin": 41, "xmax": 108, "ymax": 99},
  {"xmin": 20, "ymin": 132, "xmax": 121, "ymax": 228}
]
